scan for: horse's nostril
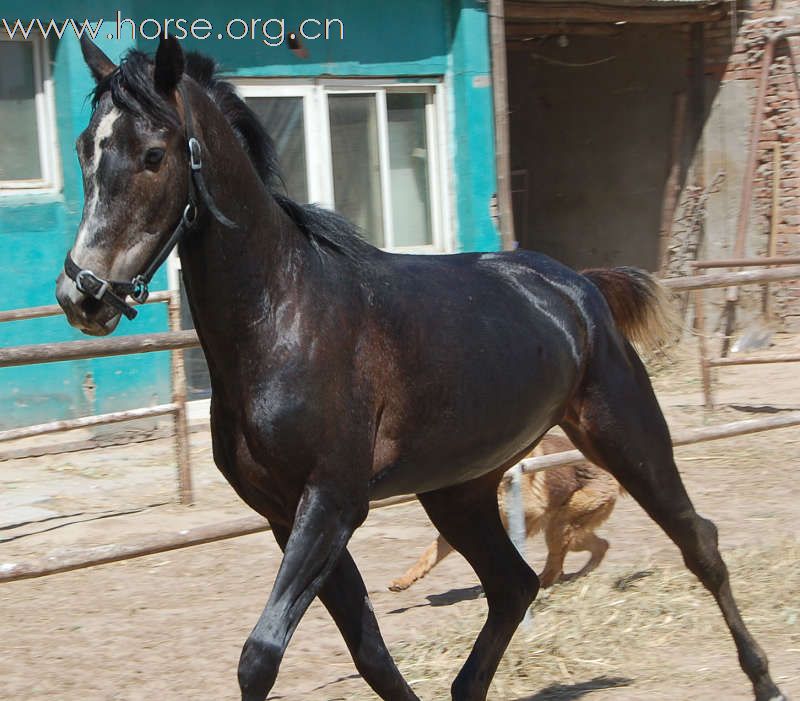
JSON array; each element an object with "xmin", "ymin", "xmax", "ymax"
[{"xmin": 79, "ymin": 296, "xmax": 103, "ymax": 316}]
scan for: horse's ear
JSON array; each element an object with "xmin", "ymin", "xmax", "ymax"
[
  {"xmin": 154, "ymin": 35, "xmax": 184, "ymax": 95},
  {"xmin": 80, "ymin": 35, "xmax": 116, "ymax": 82}
]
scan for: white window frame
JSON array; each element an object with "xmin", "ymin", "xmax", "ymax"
[
  {"xmin": 0, "ymin": 30, "xmax": 61, "ymax": 194},
  {"xmin": 233, "ymin": 78, "xmax": 452, "ymax": 254},
  {"xmin": 235, "ymin": 83, "xmax": 331, "ymax": 209}
]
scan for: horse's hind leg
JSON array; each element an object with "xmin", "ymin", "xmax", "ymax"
[
  {"xmin": 417, "ymin": 469, "xmax": 540, "ymax": 701},
  {"xmin": 561, "ymin": 341, "xmax": 784, "ymax": 701}
]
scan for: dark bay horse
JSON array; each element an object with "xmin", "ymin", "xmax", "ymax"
[{"xmin": 55, "ymin": 37, "xmax": 786, "ymax": 701}]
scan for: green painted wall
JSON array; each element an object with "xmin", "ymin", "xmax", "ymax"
[{"xmin": 0, "ymin": 0, "xmax": 499, "ymax": 428}]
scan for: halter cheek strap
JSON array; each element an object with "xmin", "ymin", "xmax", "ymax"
[{"xmin": 64, "ymin": 81, "xmax": 236, "ymax": 321}]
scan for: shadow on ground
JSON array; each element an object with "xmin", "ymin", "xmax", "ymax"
[
  {"xmin": 512, "ymin": 676, "xmax": 633, "ymax": 701},
  {"xmin": 387, "ymin": 584, "xmax": 484, "ymax": 614}
]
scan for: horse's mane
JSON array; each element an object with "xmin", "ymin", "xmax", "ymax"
[{"xmin": 91, "ymin": 49, "xmax": 373, "ymax": 260}]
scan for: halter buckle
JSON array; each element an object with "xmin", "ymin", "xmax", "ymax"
[
  {"xmin": 75, "ymin": 269, "xmax": 109, "ymax": 301},
  {"xmin": 188, "ymin": 138, "xmax": 202, "ymax": 171},
  {"xmin": 130, "ymin": 275, "xmax": 150, "ymax": 304},
  {"xmin": 182, "ymin": 202, "xmax": 198, "ymax": 226}
]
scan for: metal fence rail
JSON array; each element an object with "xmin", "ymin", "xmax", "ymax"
[
  {"xmin": 2, "ymin": 266, "xmax": 799, "ymax": 581},
  {"xmin": 519, "ymin": 411, "xmax": 800, "ymax": 474},
  {"xmin": 0, "ymin": 291, "xmax": 174, "ymax": 323},
  {"xmin": 661, "ymin": 264, "xmax": 800, "ymax": 291},
  {"xmin": 0, "ymin": 292, "xmax": 195, "ymax": 504},
  {"xmin": 0, "ymin": 404, "xmax": 179, "ymax": 443},
  {"xmin": 678, "ymin": 260, "xmax": 800, "ymax": 408},
  {"xmin": 2, "ymin": 412, "xmax": 799, "ymax": 584},
  {"xmin": 0, "ymin": 329, "xmax": 199, "ymax": 368}
]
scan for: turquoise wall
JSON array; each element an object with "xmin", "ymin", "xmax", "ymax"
[
  {"xmin": 0, "ymin": 24, "xmax": 171, "ymax": 429},
  {"xmin": 0, "ymin": 0, "xmax": 499, "ymax": 428}
]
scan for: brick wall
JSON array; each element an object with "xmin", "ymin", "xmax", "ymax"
[{"xmin": 667, "ymin": 3, "xmax": 800, "ymax": 331}]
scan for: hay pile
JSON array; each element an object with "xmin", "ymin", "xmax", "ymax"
[{"xmin": 386, "ymin": 541, "xmax": 799, "ymax": 700}]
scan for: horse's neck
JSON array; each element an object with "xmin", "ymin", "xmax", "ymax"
[{"xmin": 176, "ymin": 106, "xmax": 308, "ymax": 380}]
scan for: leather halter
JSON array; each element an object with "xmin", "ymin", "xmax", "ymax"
[{"xmin": 64, "ymin": 81, "xmax": 236, "ymax": 320}]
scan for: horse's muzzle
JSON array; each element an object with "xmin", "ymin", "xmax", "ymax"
[{"xmin": 55, "ymin": 272, "xmax": 121, "ymax": 336}]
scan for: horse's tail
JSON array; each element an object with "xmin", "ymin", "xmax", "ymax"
[{"xmin": 582, "ymin": 267, "xmax": 678, "ymax": 352}]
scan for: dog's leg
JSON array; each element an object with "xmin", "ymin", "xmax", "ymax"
[
  {"xmin": 560, "ymin": 531, "xmax": 610, "ymax": 583},
  {"xmin": 389, "ymin": 534, "xmax": 454, "ymax": 591},
  {"xmin": 539, "ymin": 519, "xmax": 569, "ymax": 588}
]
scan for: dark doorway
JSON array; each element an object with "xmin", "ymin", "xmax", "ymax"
[{"xmin": 507, "ymin": 24, "xmax": 691, "ymax": 270}]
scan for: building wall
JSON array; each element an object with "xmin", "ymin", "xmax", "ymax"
[
  {"xmin": 0, "ymin": 30, "xmax": 172, "ymax": 428},
  {"xmin": 0, "ymin": 0, "xmax": 500, "ymax": 428},
  {"xmin": 504, "ymin": 3, "xmax": 798, "ymax": 333},
  {"xmin": 665, "ymin": 3, "xmax": 800, "ymax": 330}
]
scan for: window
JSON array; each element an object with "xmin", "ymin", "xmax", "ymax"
[
  {"xmin": 236, "ymin": 80, "xmax": 450, "ymax": 252},
  {"xmin": 0, "ymin": 31, "xmax": 60, "ymax": 193}
]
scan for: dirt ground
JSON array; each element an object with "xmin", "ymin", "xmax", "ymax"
[{"xmin": 1, "ymin": 336, "xmax": 799, "ymax": 700}]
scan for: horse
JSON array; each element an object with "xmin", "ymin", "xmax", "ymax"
[
  {"xmin": 388, "ymin": 433, "xmax": 622, "ymax": 592},
  {"xmin": 55, "ymin": 36, "xmax": 786, "ymax": 701}
]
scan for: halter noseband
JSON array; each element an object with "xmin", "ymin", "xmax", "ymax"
[{"xmin": 64, "ymin": 81, "xmax": 236, "ymax": 320}]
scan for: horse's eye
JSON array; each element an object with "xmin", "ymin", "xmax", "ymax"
[{"xmin": 144, "ymin": 147, "xmax": 166, "ymax": 169}]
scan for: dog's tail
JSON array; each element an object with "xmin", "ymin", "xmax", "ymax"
[{"xmin": 582, "ymin": 266, "xmax": 678, "ymax": 353}]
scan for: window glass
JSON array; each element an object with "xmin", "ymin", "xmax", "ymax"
[
  {"xmin": 387, "ymin": 92, "xmax": 433, "ymax": 247},
  {"xmin": 246, "ymin": 96, "xmax": 308, "ymax": 202},
  {"xmin": 0, "ymin": 41, "xmax": 42, "ymax": 181},
  {"xmin": 328, "ymin": 93, "xmax": 384, "ymax": 246}
]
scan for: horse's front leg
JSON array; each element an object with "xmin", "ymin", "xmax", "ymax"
[
  {"xmin": 269, "ymin": 523, "xmax": 420, "ymax": 700},
  {"xmin": 237, "ymin": 483, "xmax": 367, "ymax": 701}
]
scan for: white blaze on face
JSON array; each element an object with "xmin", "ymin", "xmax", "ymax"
[{"xmin": 71, "ymin": 107, "xmax": 121, "ymax": 266}]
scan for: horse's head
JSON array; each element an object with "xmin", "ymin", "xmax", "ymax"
[{"xmin": 56, "ymin": 36, "xmax": 190, "ymax": 335}]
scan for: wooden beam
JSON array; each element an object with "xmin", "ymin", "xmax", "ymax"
[
  {"xmin": 505, "ymin": 1, "xmax": 726, "ymax": 25},
  {"xmin": 506, "ymin": 22, "xmax": 623, "ymax": 38},
  {"xmin": 166, "ymin": 294, "xmax": 193, "ymax": 506},
  {"xmin": 489, "ymin": 0, "xmax": 517, "ymax": 251},
  {"xmin": 0, "ymin": 516, "xmax": 271, "ymax": 582}
]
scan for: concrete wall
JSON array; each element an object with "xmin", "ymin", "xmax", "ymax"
[{"xmin": 0, "ymin": 0, "xmax": 500, "ymax": 428}]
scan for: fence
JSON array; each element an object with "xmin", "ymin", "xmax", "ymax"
[
  {"xmin": 3, "ymin": 410, "xmax": 798, "ymax": 583},
  {"xmin": 1, "ymin": 265, "xmax": 799, "ymax": 583},
  {"xmin": 0, "ymin": 291, "xmax": 195, "ymax": 505},
  {"xmin": 682, "ymin": 259, "xmax": 800, "ymax": 408}
]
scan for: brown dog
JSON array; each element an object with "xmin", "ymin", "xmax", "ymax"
[{"xmin": 389, "ymin": 434, "xmax": 622, "ymax": 591}]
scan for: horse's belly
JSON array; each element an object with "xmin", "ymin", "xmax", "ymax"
[{"xmin": 368, "ymin": 347, "xmax": 578, "ymax": 500}]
